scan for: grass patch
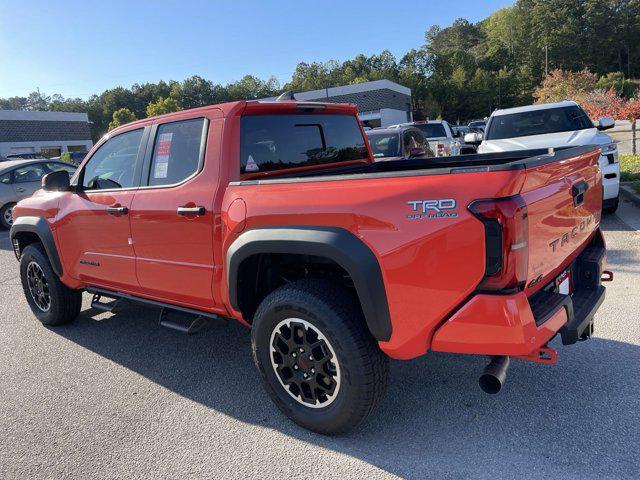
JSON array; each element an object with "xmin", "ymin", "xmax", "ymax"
[
  {"xmin": 632, "ymin": 180, "xmax": 640, "ymax": 194},
  {"xmin": 620, "ymin": 154, "xmax": 640, "ymax": 181}
]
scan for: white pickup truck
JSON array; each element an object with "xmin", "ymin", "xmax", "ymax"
[
  {"xmin": 389, "ymin": 120, "xmax": 460, "ymax": 157},
  {"xmin": 466, "ymin": 101, "xmax": 620, "ymax": 213}
]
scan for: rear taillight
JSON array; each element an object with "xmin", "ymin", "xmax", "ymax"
[
  {"xmin": 436, "ymin": 143, "xmax": 445, "ymax": 156},
  {"xmin": 469, "ymin": 195, "xmax": 529, "ymax": 291}
]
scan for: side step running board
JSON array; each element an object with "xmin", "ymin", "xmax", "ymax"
[
  {"xmin": 159, "ymin": 308, "xmax": 209, "ymax": 334},
  {"xmin": 91, "ymin": 292, "xmax": 126, "ymax": 313},
  {"xmin": 85, "ymin": 287, "xmax": 226, "ymax": 334}
]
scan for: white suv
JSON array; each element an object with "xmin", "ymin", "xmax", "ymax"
[{"xmin": 467, "ymin": 101, "xmax": 620, "ymax": 213}]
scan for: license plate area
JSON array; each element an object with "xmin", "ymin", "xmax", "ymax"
[{"xmin": 555, "ymin": 269, "xmax": 572, "ymax": 295}]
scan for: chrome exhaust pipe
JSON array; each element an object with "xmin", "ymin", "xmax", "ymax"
[{"xmin": 479, "ymin": 356, "xmax": 510, "ymax": 394}]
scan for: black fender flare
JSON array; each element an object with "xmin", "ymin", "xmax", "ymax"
[
  {"xmin": 10, "ymin": 216, "xmax": 63, "ymax": 276},
  {"xmin": 226, "ymin": 226, "xmax": 392, "ymax": 341}
]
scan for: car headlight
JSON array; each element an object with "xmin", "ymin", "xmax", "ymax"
[{"xmin": 600, "ymin": 143, "xmax": 617, "ymax": 154}]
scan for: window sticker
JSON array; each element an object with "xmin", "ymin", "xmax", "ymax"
[
  {"xmin": 154, "ymin": 132, "xmax": 173, "ymax": 178},
  {"xmin": 245, "ymin": 154, "xmax": 259, "ymax": 172}
]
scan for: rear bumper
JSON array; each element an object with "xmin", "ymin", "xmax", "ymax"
[{"xmin": 431, "ymin": 232, "xmax": 607, "ymax": 356}]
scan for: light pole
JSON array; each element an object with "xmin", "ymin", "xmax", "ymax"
[{"xmin": 544, "ymin": 45, "xmax": 549, "ymax": 77}]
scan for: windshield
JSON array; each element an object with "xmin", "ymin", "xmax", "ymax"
[
  {"xmin": 485, "ymin": 106, "xmax": 594, "ymax": 140},
  {"xmin": 413, "ymin": 123, "xmax": 447, "ymax": 138},
  {"xmin": 366, "ymin": 133, "xmax": 401, "ymax": 158}
]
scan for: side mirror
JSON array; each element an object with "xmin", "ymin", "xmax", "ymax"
[
  {"xmin": 464, "ymin": 132, "xmax": 483, "ymax": 145},
  {"xmin": 42, "ymin": 170, "xmax": 70, "ymax": 192},
  {"xmin": 408, "ymin": 147, "xmax": 426, "ymax": 158},
  {"xmin": 597, "ymin": 116, "xmax": 615, "ymax": 130}
]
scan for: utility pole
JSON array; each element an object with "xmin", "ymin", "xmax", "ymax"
[{"xmin": 544, "ymin": 46, "xmax": 549, "ymax": 77}]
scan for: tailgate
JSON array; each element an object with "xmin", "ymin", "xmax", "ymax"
[{"xmin": 520, "ymin": 146, "xmax": 602, "ymax": 295}]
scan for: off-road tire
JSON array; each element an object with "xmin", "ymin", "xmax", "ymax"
[
  {"xmin": 251, "ymin": 278, "xmax": 389, "ymax": 435},
  {"xmin": 20, "ymin": 243, "xmax": 82, "ymax": 326}
]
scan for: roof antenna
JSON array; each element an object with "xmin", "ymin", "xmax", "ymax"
[{"xmin": 276, "ymin": 91, "xmax": 296, "ymax": 101}]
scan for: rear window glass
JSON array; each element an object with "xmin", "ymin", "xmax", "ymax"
[
  {"xmin": 240, "ymin": 114, "xmax": 367, "ymax": 174},
  {"xmin": 366, "ymin": 132, "xmax": 401, "ymax": 158},
  {"xmin": 485, "ymin": 106, "xmax": 594, "ymax": 140},
  {"xmin": 414, "ymin": 124, "xmax": 447, "ymax": 138}
]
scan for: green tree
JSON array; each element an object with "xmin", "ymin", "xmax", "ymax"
[
  {"xmin": 596, "ymin": 72, "xmax": 639, "ymax": 99},
  {"xmin": 108, "ymin": 108, "xmax": 137, "ymax": 131},
  {"xmin": 169, "ymin": 75, "xmax": 220, "ymax": 109},
  {"xmin": 146, "ymin": 97, "xmax": 180, "ymax": 117}
]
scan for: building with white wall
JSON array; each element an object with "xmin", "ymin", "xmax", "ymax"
[{"xmin": 0, "ymin": 110, "xmax": 93, "ymax": 157}]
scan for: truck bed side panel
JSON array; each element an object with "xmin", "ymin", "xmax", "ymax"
[{"xmin": 223, "ymin": 169, "xmax": 524, "ymax": 359}]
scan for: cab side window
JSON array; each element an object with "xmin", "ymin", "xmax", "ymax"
[
  {"xmin": 82, "ymin": 129, "xmax": 144, "ymax": 190},
  {"xmin": 148, "ymin": 118, "xmax": 206, "ymax": 187}
]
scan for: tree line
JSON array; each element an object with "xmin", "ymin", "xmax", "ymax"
[{"xmin": 1, "ymin": 0, "xmax": 639, "ymax": 140}]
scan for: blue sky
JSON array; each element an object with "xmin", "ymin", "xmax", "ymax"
[{"xmin": 0, "ymin": 0, "xmax": 513, "ymax": 99}]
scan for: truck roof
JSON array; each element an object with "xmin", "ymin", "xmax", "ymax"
[
  {"xmin": 107, "ymin": 100, "xmax": 359, "ymax": 137},
  {"xmin": 491, "ymin": 100, "xmax": 579, "ymax": 117}
]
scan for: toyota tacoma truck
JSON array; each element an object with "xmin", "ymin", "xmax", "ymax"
[{"xmin": 10, "ymin": 97, "xmax": 611, "ymax": 435}]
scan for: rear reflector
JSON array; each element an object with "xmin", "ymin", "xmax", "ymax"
[{"xmin": 469, "ymin": 195, "xmax": 529, "ymax": 291}]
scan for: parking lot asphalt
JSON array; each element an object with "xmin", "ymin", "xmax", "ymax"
[{"xmin": 1, "ymin": 200, "xmax": 639, "ymax": 480}]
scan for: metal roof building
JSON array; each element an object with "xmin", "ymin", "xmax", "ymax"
[
  {"xmin": 269, "ymin": 80, "xmax": 413, "ymax": 128},
  {"xmin": 0, "ymin": 110, "xmax": 93, "ymax": 158}
]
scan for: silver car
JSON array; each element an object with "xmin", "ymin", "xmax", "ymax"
[{"xmin": 0, "ymin": 160, "xmax": 76, "ymax": 229}]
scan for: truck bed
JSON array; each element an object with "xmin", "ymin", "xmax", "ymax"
[{"xmin": 234, "ymin": 146, "xmax": 596, "ymax": 184}]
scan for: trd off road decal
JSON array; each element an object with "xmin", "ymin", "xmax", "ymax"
[{"xmin": 406, "ymin": 199, "xmax": 458, "ymax": 219}]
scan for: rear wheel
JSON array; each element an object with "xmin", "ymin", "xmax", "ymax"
[
  {"xmin": 20, "ymin": 243, "xmax": 82, "ymax": 325},
  {"xmin": 251, "ymin": 279, "xmax": 389, "ymax": 435},
  {"xmin": 0, "ymin": 202, "xmax": 16, "ymax": 229}
]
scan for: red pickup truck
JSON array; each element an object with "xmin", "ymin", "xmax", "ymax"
[{"xmin": 10, "ymin": 98, "xmax": 610, "ymax": 434}]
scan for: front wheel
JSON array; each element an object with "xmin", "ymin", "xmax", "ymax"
[
  {"xmin": 20, "ymin": 243, "xmax": 82, "ymax": 325},
  {"xmin": 251, "ymin": 279, "xmax": 389, "ymax": 435}
]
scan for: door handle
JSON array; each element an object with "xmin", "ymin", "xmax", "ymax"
[
  {"xmin": 571, "ymin": 180, "xmax": 589, "ymax": 207},
  {"xmin": 106, "ymin": 206, "xmax": 129, "ymax": 215},
  {"xmin": 15, "ymin": 187, "xmax": 25, "ymax": 193},
  {"xmin": 177, "ymin": 206, "xmax": 206, "ymax": 216}
]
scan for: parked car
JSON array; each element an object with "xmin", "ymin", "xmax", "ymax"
[
  {"xmin": 451, "ymin": 125, "xmax": 477, "ymax": 154},
  {"xmin": 365, "ymin": 126, "xmax": 434, "ymax": 161},
  {"xmin": 50, "ymin": 151, "xmax": 88, "ymax": 165},
  {"xmin": 452, "ymin": 125, "xmax": 470, "ymax": 137},
  {"xmin": 468, "ymin": 119, "xmax": 487, "ymax": 131},
  {"xmin": 389, "ymin": 120, "xmax": 460, "ymax": 156},
  {"xmin": 0, "ymin": 160, "xmax": 77, "ymax": 228},
  {"xmin": 10, "ymin": 99, "xmax": 608, "ymax": 434},
  {"xmin": 5, "ymin": 153, "xmax": 48, "ymax": 160},
  {"xmin": 465, "ymin": 101, "xmax": 620, "ymax": 213}
]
